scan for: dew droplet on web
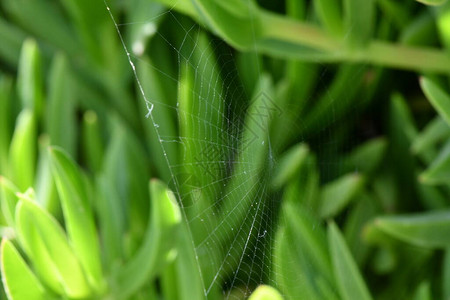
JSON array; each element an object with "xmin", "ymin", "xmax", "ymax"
[
  {"xmin": 143, "ymin": 23, "xmax": 156, "ymax": 35},
  {"xmin": 155, "ymin": 124, "xmax": 160, "ymax": 128},
  {"xmin": 132, "ymin": 41, "xmax": 145, "ymax": 56}
]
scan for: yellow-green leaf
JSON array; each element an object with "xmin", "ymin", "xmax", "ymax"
[
  {"xmin": 15, "ymin": 195, "xmax": 91, "ymax": 298},
  {"xmin": 1, "ymin": 239, "xmax": 53, "ymax": 300},
  {"xmin": 249, "ymin": 285, "xmax": 284, "ymax": 300},
  {"xmin": 49, "ymin": 147, "xmax": 104, "ymax": 292}
]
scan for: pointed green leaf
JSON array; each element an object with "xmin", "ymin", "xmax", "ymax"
[
  {"xmin": 115, "ymin": 179, "xmax": 181, "ymax": 299},
  {"xmin": 34, "ymin": 135, "xmax": 59, "ymax": 214},
  {"xmin": 47, "ymin": 53, "xmax": 77, "ymax": 156},
  {"xmin": 420, "ymin": 77, "xmax": 450, "ymax": 127},
  {"xmin": 0, "ymin": 76, "xmax": 13, "ymax": 175},
  {"xmin": 161, "ymin": 223, "xmax": 204, "ymax": 300},
  {"xmin": 319, "ymin": 173, "xmax": 365, "ymax": 218},
  {"xmin": 49, "ymin": 147, "xmax": 104, "ymax": 292},
  {"xmin": 8, "ymin": 109, "xmax": 36, "ymax": 191},
  {"xmin": 1, "ymin": 239, "xmax": 53, "ymax": 300},
  {"xmin": 343, "ymin": 193, "xmax": 378, "ymax": 265},
  {"xmin": 419, "ymin": 140, "xmax": 450, "ymax": 185},
  {"xmin": 343, "ymin": 138, "xmax": 388, "ymax": 174},
  {"xmin": 191, "ymin": 0, "xmax": 261, "ymax": 49},
  {"xmin": 374, "ymin": 211, "xmax": 450, "ymax": 248},
  {"xmin": 17, "ymin": 39, "xmax": 43, "ymax": 117},
  {"xmin": 15, "ymin": 195, "xmax": 91, "ymax": 298},
  {"xmin": 412, "ymin": 117, "xmax": 450, "ymax": 155},
  {"xmin": 271, "ymin": 143, "xmax": 309, "ymax": 189},
  {"xmin": 274, "ymin": 201, "xmax": 336, "ymax": 300},
  {"xmin": 328, "ymin": 222, "xmax": 372, "ymax": 300},
  {"xmin": 0, "ymin": 177, "xmax": 20, "ymax": 227}
]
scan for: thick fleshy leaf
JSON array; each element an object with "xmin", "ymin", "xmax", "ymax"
[
  {"xmin": 271, "ymin": 143, "xmax": 309, "ymax": 189},
  {"xmin": 34, "ymin": 135, "xmax": 59, "ymax": 214},
  {"xmin": 16, "ymin": 39, "xmax": 43, "ymax": 116},
  {"xmin": 412, "ymin": 117, "xmax": 450, "ymax": 156},
  {"xmin": 161, "ymin": 223, "xmax": 204, "ymax": 300},
  {"xmin": 8, "ymin": 109, "xmax": 36, "ymax": 191},
  {"xmin": 0, "ymin": 177, "xmax": 20, "ymax": 227},
  {"xmin": 15, "ymin": 194, "xmax": 91, "ymax": 298},
  {"xmin": 374, "ymin": 211, "xmax": 450, "ymax": 248},
  {"xmin": 1, "ymin": 239, "xmax": 54, "ymax": 300},
  {"xmin": 49, "ymin": 147, "xmax": 104, "ymax": 292},
  {"xmin": 419, "ymin": 140, "xmax": 450, "ymax": 185},
  {"xmin": 114, "ymin": 179, "xmax": 181, "ymax": 299},
  {"xmin": 191, "ymin": 0, "xmax": 261, "ymax": 49},
  {"xmin": 328, "ymin": 222, "xmax": 372, "ymax": 300},
  {"xmin": 343, "ymin": 138, "xmax": 388, "ymax": 174},
  {"xmin": 319, "ymin": 173, "xmax": 365, "ymax": 218},
  {"xmin": 46, "ymin": 53, "xmax": 77, "ymax": 156},
  {"xmin": 0, "ymin": 76, "xmax": 12, "ymax": 176},
  {"xmin": 274, "ymin": 201, "xmax": 337, "ymax": 300},
  {"xmin": 420, "ymin": 77, "xmax": 450, "ymax": 126}
]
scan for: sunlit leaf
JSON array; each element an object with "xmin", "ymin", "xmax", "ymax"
[
  {"xmin": 249, "ymin": 285, "xmax": 284, "ymax": 300},
  {"xmin": 8, "ymin": 109, "xmax": 36, "ymax": 191},
  {"xmin": 1, "ymin": 239, "xmax": 54, "ymax": 300},
  {"xmin": 15, "ymin": 194, "xmax": 91, "ymax": 298},
  {"xmin": 0, "ymin": 177, "xmax": 19, "ymax": 227}
]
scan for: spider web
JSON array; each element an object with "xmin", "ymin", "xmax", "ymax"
[{"xmin": 104, "ymin": 1, "xmax": 369, "ymax": 298}]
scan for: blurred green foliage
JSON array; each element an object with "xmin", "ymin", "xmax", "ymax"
[{"xmin": 2, "ymin": 0, "xmax": 450, "ymax": 300}]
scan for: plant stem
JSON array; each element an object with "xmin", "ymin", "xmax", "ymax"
[
  {"xmin": 260, "ymin": 11, "xmax": 450, "ymax": 73},
  {"xmin": 152, "ymin": 0, "xmax": 450, "ymax": 74}
]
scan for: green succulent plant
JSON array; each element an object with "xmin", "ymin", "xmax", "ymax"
[{"xmin": 2, "ymin": 0, "xmax": 450, "ymax": 299}]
